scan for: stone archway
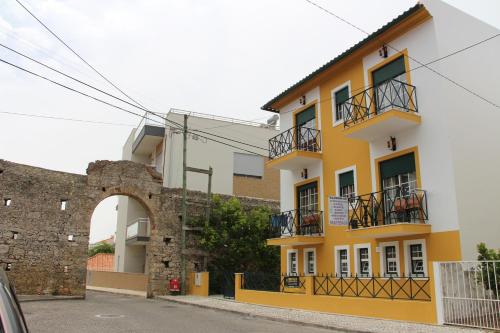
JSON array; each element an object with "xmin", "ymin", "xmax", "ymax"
[{"xmin": 0, "ymin": 159, "xmax": 279, "ymax": 297}]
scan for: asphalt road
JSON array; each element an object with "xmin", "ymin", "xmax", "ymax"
[{"xmin": 21, "ymin": 291, "xmax": 339, "ymax": 333}]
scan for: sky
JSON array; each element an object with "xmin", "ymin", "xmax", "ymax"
[{"xmin": 1, "ymin": 0, "xmax": 499, "ymax": 243}]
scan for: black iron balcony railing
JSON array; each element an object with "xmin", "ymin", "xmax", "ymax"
[
  {"xmin": 314, "ymin": 274, "xmax": 431, "ymax": 301},
  {"xmin": 269, "ymin": 209, "xmax": 323, "ymax": 238},
  {"xmin": 268, "ymin": 126, "xmax": 321, "ymax": 159},
  {"xmin": 348, "ymin": 187, "xmax": 428, "ymax": 229},
  {"xmin": 342, "ymin": 78, "xmax": 418, "ymax": 128}
]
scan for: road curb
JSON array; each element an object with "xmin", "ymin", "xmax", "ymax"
[
  {"xmin": 18, "ymin": 295, "xmax": 84, "ymax": 302},
  {"xmin": 158, "ymin": 297, "xmax": 369, "ymax": 333}
]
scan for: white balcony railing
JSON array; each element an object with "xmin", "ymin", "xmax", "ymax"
[{"xmin": 126, "ymin": 218, "xmax": 150, "ymax": 240}]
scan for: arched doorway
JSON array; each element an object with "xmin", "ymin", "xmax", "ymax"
[{"xmin": 86, "ymin": 193, "xmax": 154, "ymax": 295}]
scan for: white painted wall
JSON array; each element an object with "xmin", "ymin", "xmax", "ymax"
[
  {"xmin": 115, "ymin": 129, "xmax": 150, "ymax": 272},
  {"xmin": 162, "ymin": 111, "xmax": 278, "ymax": 195},
  {"xmin": 364, "ymin": 0, "xmax": 500, "ymax": 259},
  {"xmin": 422, "ymin": 0, "xmax": 500, "ymax": 259}
]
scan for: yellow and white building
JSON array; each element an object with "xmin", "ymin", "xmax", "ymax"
[{"xmin": 236, "ymin": 0, "xmax": 500, "ymax": 324}]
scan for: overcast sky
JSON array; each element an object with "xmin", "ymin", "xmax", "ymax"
[{"xmin": 1, "ymin": 0, "xmax": 499, "ymax": 243}]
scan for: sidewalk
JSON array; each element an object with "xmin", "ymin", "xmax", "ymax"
[{"xmin": 158, "ymin": 295, "xmax": 485, "ymax": 333}]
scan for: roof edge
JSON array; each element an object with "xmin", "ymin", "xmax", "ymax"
[{"xmin": 261, "ymin": 3, "xmax": 425, "ymax": 112}]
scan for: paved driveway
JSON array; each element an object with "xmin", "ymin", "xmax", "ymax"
[{"xmin": 21, "ymin": 291, "xmax": 338, "ymax": 333}]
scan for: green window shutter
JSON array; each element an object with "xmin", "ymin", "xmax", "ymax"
[
  {"xmin": 339, "ymin": 171, "xmax": 354, "ymax": 188},
  {"xmin": 335, "ymin": 87, "xmax": 349, "ymax": 105},
  {"xmin": 295, "ymin": 105, "xmax": 316, "ymax": 126},
  {"xmin": 372, "ymin": 56, "xmax": 406, "ymax": 86},
  {"xmin": 379, "ymin": 153, "xmax": 416, "ymax": 179}
]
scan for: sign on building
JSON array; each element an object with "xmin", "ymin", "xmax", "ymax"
[
  {"xmin": 195, "ymin": 272, "xmax": 202, "ymax": 287},
  {"xmin": 328, "ymin": 196, "xmax": 349, "ymax": 226}
]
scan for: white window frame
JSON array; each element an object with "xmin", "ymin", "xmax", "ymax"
[
  {"xmin": 353, "ymin": 243, "xmax": 372, "ymax": 278},
  {"xmin": 403, "ymin": 239, "xmax": 428, "ymax": 277},
  {"xmin": 334, "ymin": 245, "xmax": 350, "ymax": 277},
  {"xmin": 287, "ymin": 249, "xmax": 299, "ymax": 276},
  {"xmin": 303, "ymin": 248, "xmax": 317, "ymax": 276},
  {"xmin": 331, "ymin": 81, "xmax": 351, "ymax": 127},
  {"xmin": 335, "ymin": 165, "xmax": 358, "ymax": 199},
  {"xmin": 379, "ymin": 241, "xmax": 401, "ymax": 277}
]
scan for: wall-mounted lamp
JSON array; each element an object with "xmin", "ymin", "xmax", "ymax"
[
  {"xmin": 379, "ymin": 45, "xmax": 388, "ymax": 58},
  {"xmin": 299, "ymin": 95, "xmax": 306, "ymax": 105},
  {"xmin": 387, "ymin": 136, "xmax": 397, "ymax": 151}
]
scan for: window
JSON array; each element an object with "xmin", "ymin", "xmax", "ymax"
[
  {"xmin": 335, "ymin": 246, "xmax": 350, "ymax": 277},
  {"xmin": 60, "ymin": 200, "xmax": 68, "ymax": 211},
  {"xmin": 338, "ymin": 170, "xmax": 356, "ymax": 199},
  {"xmin": 287, "ymin": 250, "xmax": 298, "ymax": 275},
  {"xmin": 295, "ymin": 106, "xmax": 317, "ymax": 151},
  {"xmin": 304, "ymin": 249, "xmax": 316, "ymax": 275},
  {"xmin": 372, "ymin": 56, "xmax": 408, "ymax": 113},
  {"xmin": 4, "ymin": 199, "xmax": 11, "ymax": 207},
  {"xmin": 354, "ymin": 244, "xmax": 371, "ymax": 277},
  {"xmin": 380, "ymin": 153, "xmax": 418, "ymax": 224},
  {"xmin": 233, "ymin": 152, "xmax": 264, "ymax": 178},
  {"xmin": 334, "ymin": 86, "xmax": 349, "ymax": 122},
  {"xmin": 359, "ymin": 248, "xmax": 370, "ymax": 276},
  {"xmin": 380, "ymin": 241, "xmax": 400, "ymax": 277},
  {"xmin": 403, "ymin": 239, "xmax": 427, "ymax": 277},
  {"xmin": 297, "ymin": 181, "xmax": 318, "ymax": 214}
]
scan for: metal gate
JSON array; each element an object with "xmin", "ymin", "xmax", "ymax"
[
  {"xmin": 208, "ymin": 270, "xmax": 235, "ymax": 299},
  {"xmin": 438, "ymin": 261, "xmax": 499, "ymax": 330}
]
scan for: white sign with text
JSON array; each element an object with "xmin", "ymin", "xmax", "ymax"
[{"xmin": 328, "ymin": 196, "xmax": 349, "ymax": 226}]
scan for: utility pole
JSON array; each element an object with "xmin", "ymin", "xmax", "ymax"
[
  {"xmin": 180, "ymin": 114, "xmax": 213, "ymax": 294},
  {"xmin": 181, "ymin": 114, "xmax": 188, "ymax": 295},
  {"xmin": 204, "ymin": 166, "xmax": 213, "ymax": 271}
]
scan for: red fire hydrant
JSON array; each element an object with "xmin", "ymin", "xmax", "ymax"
[{"xmin": 169, "ymin": 278, "xmax": 180, "ymax": 294}]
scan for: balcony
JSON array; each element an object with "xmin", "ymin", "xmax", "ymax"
[
  {"xmin": 342, "ymin": 79, "xmax": 420, "ymax": 141},
  {"xmin": 347, "ymin": 188, "xmax": 430, "ymax": 239},
  {"xmin": 132, "ymin": 112, "xmax": 165, "ymax": 155},
  {"xmin": 267, "ymin": 209, "xmax": 324, "ymax": 246},
  {"xmin": 126, "ymin": 218, "xmax": 150, "ymax": 245},
  {"xmin": 267, "ymin": 126, "xmax": 322, "ymax": 170}
]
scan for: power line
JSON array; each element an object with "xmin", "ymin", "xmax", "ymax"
[
  {"xmin": 190, "ymin": 128, "xmax": 267, "ymax": 151},
  {"xmin": 298, "ymin": 32, "xmax": 500, "ymax": 111},
  {"xmin": 0, "ymin": 110, "xmax": 135, "ymax": 127},
  {"xmin": 1, "ymin": 43, "xmax": 271, "ymax": 151},
  {"xmin": 303, "ymin": 0, "xmax": 500, "ymax": 109},
  {"xmin": 0, "ymin": 56, "xmax": 163, "ymax": 126},
  {"xmin": 13, "ymin": 0, "xmax": 277, "ymax": 146},
  {"xmin": 0, "ymin": 57, "xmax": 266, "ymax": 156},
  {"xmin": 0, "ymin": 42, "xmax": 177, "ymax": 127},
  {"xmin": 14, "ymin": 0, "xmax": 149, "ymax": 111}
]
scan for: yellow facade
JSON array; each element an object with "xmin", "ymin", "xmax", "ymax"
[{"xmin": 244, "ymin": 5, "xmax": 465, "ymax": 324}]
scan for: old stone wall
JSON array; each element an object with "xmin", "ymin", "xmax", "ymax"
[{"xmin": 0, "ymin": 159, "xmax": 278, "ymax": 297}]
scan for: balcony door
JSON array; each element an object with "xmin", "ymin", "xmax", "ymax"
[
  {"xmin": 372, "ymin": 56, "xmax": 407, "ymax": 114},
  {"xmin": 296, "ymin": 181, "xmax": 319, "ymax": 234},
  {"xmin": 380, "ymin": 153, "xmax": 417, "ymax": 224},
  {"xmin": 295, "ymin": 106, "xmax": 316, "ymax": 151}
]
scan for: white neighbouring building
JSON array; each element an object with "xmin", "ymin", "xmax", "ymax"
[{"xmin": 114, "ymin": 108, "xmax": 280, "ymax": 273}]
